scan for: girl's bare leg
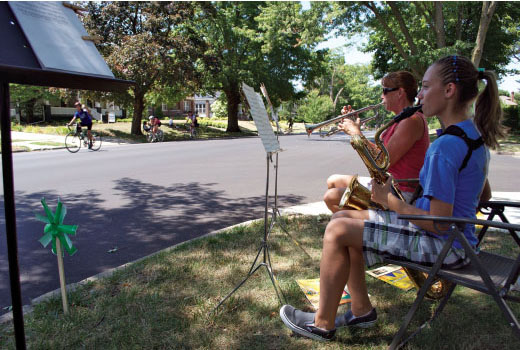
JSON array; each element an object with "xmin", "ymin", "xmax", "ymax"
[{"xmin": 314, "ymin": 218, "xmax": 371, "ymax": 330}]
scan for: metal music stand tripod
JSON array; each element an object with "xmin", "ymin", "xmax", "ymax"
[
  {"xmin": 213, "ymin": 149, "xmax": 286, "ymax": 312},
  {"xmin": 260, "ymin": 84, "xmax": 312, "ymax": 260}
]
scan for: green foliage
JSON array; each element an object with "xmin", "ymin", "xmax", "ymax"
[
  {"xmin": 210, "ymin": 99, "xmax": 228, "ymax": 119},
  {"xmin": 330, "ymin": 2, "xmax": 520, "ymax": 80},
  {"xmin": 152, "ymin": 106, "xmax": 164, "ymax": 119},
  {"xmin": 83, "ymin": 2, "xmax": 205, "ymax": 134},
  {"xmin": 193, "ymin": 2, "xmax": 327, "ymax": 131},
  {"xmin": 9, "ymin": 84, "xmax": 60, "ymax": 123},
  {"xmin": 296, "ymin": 90, "xmax": 334, "ymax": 123}
]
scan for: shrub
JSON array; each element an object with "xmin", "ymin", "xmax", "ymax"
[
  {"xmin": 210, "ymin": 99, "xmax": 228, "ymax": 118},
  {"xmin": 296, "ymin": 90, "xmax": 334, "ymax": 124},
  {"xmin": 502, "ymin": 105, "xmax": 520, "ymax": 135}
]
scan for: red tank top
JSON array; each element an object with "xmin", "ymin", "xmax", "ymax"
[{"xmin": 381, "ymin": 112, "xmax": 429, "ymax": 192}]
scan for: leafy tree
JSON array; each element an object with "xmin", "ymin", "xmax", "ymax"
[
  {"xmin": 296, "ymin": 89, "xmax": 334, "ymax": 124},
  {"xmin": 330, "ymin": 1, "xmax": 519, "ymax": 80},
  {"xmin": 82, "ymin": 2, "xmax": 205, "ymax": 135},
  {"xmin": 306, "ymin": 50, "xmax": 382, "ymax": 117},
  {"xmin": 193, "ymin": 2, "xmax": 327, "ymax": 132}
]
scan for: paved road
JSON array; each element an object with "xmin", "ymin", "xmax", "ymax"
[{"xmin": 1, "ymin": 133, "xmax": 519, "ymax": 312}]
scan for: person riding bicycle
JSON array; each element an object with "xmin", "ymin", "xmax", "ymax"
[
  {"xmin": 187, "ymin": 111, "xmax": 199, "ymax": 127},
  {"xmin": 68, "ymin": 102, "xmax": 93, "ymax": 149},
  {"xmin": 149, "ymin": 115, "xmax": 161, "ymax": 138},
  {"xmin": 186, "ymin": 111, "xmax": 199, "ymax": 137}
]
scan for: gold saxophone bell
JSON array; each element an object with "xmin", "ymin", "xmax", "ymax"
[
  {"xmin": 339, "ymin": 105, "xmax": 452, "ymax": 300},
  {"xmin": 339, "ymin": 175, "xmax": 384, "ymax": 210}
]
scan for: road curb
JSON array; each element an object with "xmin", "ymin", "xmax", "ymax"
[{"xmin": 0, "ymin": 217, "xmax": 266, "ymax": 324}]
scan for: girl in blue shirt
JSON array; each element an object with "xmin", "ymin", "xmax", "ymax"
[{"xmin": 279, "ymin": 55, "xmax": 504, "ymax": 341}]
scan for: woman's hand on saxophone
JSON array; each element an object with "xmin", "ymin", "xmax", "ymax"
[
  {"xmin": 338, "ymin": 116, "xmax": 362, "ymax": 136},
  {"xmin": 371, "ymin": 177, "xmax": 393, "ymax": 208}
]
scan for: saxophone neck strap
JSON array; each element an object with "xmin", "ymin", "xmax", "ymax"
[{"xmin": 410, "ymin": 125, "xmax": 485, "ymax": 204}]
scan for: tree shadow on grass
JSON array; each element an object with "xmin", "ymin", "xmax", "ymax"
[{"xmin": 0, "ymin": 178, "xmax": 304, "ymax": 313}]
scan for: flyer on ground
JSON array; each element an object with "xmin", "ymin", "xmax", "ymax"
[
  {"xmin": 296, "ymin": 278, "xmax": 351, "ymax": 310},
  {"xmin": 366, "ymin": 264, "xmax": 415, "ymax": 291}
]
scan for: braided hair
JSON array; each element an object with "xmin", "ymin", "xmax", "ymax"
[{"xmin": 433, "ymin": 55, "xmax": 504, "ymax": 149}]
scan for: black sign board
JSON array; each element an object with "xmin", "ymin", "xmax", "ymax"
[{"xmin": 0, "ymin": 3, "xmax": 133, "ymax": 349}]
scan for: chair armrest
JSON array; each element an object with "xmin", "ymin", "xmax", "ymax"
[
  {"xmin": 479, "ymin": 200, "xmax": 520, "ymax": 210},
  {"xmin": 397, "ymin": 214, "xmax": 520, "ymax": 232}
]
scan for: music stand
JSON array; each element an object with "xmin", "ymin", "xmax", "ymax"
[
  {"xmin": 213, "ymin": 83, "xmax": 287, "ymax": 312},
  {"xmin": 259, "ymin": 84, "xmax": 312, "ymax": 260}
]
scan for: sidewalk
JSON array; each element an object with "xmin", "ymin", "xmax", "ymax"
[
  {"xmin": 9, "ymin": 131, "xmax": 131, "ymax": 152},
  {"xmin": 282, "ymin": 192, "xmax": 520, "ymax": 225}
]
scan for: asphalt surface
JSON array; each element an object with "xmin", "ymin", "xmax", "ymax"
[{"xmin": 1, "ymin": 132, "xmax": 519, "ymax": 314}]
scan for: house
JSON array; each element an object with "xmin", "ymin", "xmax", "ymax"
[{"xmin": 152, "ymin": 93, "xmax": 221, "ymax": 118}]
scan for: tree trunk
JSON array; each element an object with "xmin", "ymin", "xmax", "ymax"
[
  {"xmin": 131, "ymin": 90, "xmax": 145, "ymax": 135},
  {"xmin": 471, "ymin": 1, "xmax": 497, "ymax": 66},
  {"xmin": 225, "ymin": 85, "xmax": 241, "ymax": 132},
  {"xmin": 434, "ymin": 2, "xmax": 446, "ymax": 48},
  {"xmin": 455, "ymin": 3, "xmax": 464, "ymax": 41}
]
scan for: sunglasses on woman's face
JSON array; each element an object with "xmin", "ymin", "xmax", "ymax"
[{"xmin": 382, "ymin": 87, "xmax": 399, "ymax": 95}]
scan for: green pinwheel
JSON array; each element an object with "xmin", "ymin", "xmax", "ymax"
[{"xmin": 36, "ymin": 198, "xmax": 78, "ymax": 256}]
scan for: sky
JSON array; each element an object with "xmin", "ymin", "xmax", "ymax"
[{"xmin": 304, "ymin": 2, "xmax": 520, "ymax": 93}]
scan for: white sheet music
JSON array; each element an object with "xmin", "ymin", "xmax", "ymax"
[{"xmin": 242, "ymin": 83, "xmax": 281, "ymax": 154}]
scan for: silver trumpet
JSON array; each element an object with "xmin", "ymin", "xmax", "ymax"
[{"xmin": 305, "ymin": 102, "xmax": 384, "ymax": 137}]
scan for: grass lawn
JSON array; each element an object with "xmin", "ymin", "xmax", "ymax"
[{"xmin": 0, "ymin": 215, "xmax": 518, "ymax": 349}]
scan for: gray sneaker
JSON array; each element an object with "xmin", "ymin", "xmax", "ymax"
[
  {"xmin": 279, "ymin": 305, "xmax": 336, "ymax": 341},
  {"xmin": 335, "ymin": 308, "xmax": 377, "ymax": 328}
]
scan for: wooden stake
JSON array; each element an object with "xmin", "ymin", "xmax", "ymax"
[{"xmin": 55, "ymin": 239, "xmax": 69, "ymax": 314}]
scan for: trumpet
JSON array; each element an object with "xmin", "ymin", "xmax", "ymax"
[{"xmin": 305, "ymin": 102, "xmax": 384, "ymax": 137}]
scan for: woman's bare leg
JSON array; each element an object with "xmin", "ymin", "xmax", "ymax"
[
  {"xmin": 324, "ymin": 175, "xmax": 355, "ymax": 212},
  {"xmin": 326, "ymin": 174, "xmax": 353, "ymax": 189},
  {"xmin": 314, "ymin": 218, "xmax": 371, "ymax": 330},
  {"xmin": 324, "ymin": 187, "xmax": 346, "ymax": 212}
]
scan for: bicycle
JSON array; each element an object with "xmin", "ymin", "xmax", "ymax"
[
  {"xmin": 144, "ymin": 124, "xmax": 164, "ymax": 142},
  {"xmin": 185, "ymin": 121, "xmax": 197, "ymax": 139},
  {"xmin": 65, "ymin": 124, "xmax": 102, "ymax": 153}
]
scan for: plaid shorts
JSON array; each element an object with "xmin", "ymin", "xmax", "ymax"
[{"xmin": 363, "ymin": 210, "xmax": 470, "ymax": 269}]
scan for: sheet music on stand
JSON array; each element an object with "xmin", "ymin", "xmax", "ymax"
[{"xmin": 242, "ymin": 82, "xmax": 281, "ymax": 154}]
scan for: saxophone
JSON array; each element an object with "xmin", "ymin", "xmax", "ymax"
[{"xmin": 340, "ymin": 105, "xmax": 452, "ymax": 300}]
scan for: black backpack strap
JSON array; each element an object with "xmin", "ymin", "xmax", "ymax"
[{"xmin": 441, "ymin": 125, "xmax": 484, "ymax": 172}]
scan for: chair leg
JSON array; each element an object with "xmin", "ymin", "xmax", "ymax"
[
  {"xmin": 388, "ymin": 278, "xmax": 432, "ymax": 350},
  {"xmin": 388, "ymin": 230, "xmax": 458, "ymax": 350}
]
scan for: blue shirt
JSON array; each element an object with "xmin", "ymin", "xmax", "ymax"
[
  {"xmin": 415, "ymin": 119, "xmax": 489, "ymax": 248},
  {"xmin": 75, "ymin": 110, "xmax": 92, "ymax": 125}
]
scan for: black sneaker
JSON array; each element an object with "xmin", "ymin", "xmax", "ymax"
[
  {"xmin": 334, "ymin": 308, "xmax": 377, "ymax": 329},
  {"xmin": 279, "ymin": 305, "xmax": 336, "ymax": 341}
]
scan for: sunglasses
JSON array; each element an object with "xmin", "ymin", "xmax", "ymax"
[{"xmin": 382, "ymin": 87, "xmax": 399, "ymax": 95}]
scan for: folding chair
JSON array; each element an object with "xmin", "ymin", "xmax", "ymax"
[
  {"xmin": 478, "ymin": 200, "xmax": 520, "ymax": 245},
  {"xmin": 385, "ymin": 214, "xmax": 520, "ymax": 350}
]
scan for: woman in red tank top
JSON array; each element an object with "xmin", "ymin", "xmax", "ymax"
[{"xmin": 324, "ymin": 71, "xmax": 429, "ymax": 212}]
